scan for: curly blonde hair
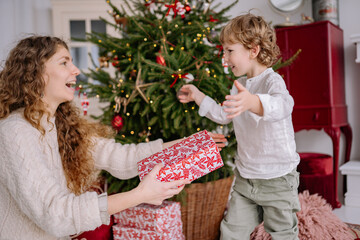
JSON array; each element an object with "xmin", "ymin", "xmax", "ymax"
[
  {"xmin": 220, "ymin": 13, "xmax": 280, "ymax": 67},
  {"xmin": 0, "ymin": 36, "xmax": 114, "ymax": 195}
]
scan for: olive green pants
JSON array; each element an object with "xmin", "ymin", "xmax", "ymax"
[{"xmin": 220, "ymin": 168, "xmax": 301, "ymax": 240}]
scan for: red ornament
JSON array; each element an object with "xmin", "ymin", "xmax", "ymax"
[
  {"xmin": 185, "ymin": 4, "xmax": 191, "ymax": 13},
  {"xmin": 156, "ymin": 52, "xmax": 166, "ymax": 66},
  {"xmin": 81, "ymin": 92, "xmax": 89, "ymax": 115},
  {"xmin": 111, "ymin": 115, "xmax": 124, "ymax": 131},
  {"xmin": 112, "ymin": 61, "xmax": 120, "ymax": 67}
]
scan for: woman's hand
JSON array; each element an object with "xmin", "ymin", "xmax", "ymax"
[
  {"xmin": 136, "ymin": 164, "xmax": 190, "ymax": 205},
  {"xmin": 208, "ymin": 132, "xmax": 227, "ymax": 151}
]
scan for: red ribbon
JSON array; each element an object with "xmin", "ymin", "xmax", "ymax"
[
  {"xmin": 165, "ymin": 0, "xmax": 179, "ymax": 18},
  {"xmin": 170, "ymin": 73, "xmax": 188, "ymax": 88},
  {"xmin": 145, "ymin": 0, "xmax": 156, "ymax": 7},
  {"xmin": 209, "ymin": 15, "xmax": 219, "ymax": 22},
  {"xmin": 216, "ymin": 45, "xmax": 223, "ymax": 57}
]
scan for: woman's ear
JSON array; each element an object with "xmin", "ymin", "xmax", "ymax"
[{"xmin": 250, "ymin": 45, "xmax": 260, "ymax": 59}]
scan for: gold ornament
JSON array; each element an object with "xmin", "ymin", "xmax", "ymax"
[
  {"xmin": 114, "ymin": 96, "xmax": 128, "ymax": 113},
  {"xmin": 127, "ymin": 68, "xmax": 155, "ymax": 104},
  {"xmin": 99, "ymin": 56, "xmax": 110, "ymax": 68}
]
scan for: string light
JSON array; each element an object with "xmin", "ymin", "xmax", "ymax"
[
  {"xmin": 130, "ymin": 131, "xmax": 134, "ymax": 134},
  {"xmin": 126, "ymin": 112, "xmax": 130, "ymax": 116},
  {"xmin": 144, "ymin": 38, "xmax": 148, "ymax": 41}
]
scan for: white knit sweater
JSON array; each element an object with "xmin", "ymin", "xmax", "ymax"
[{"xmin": 0, "ymin": 109, "xmax": 163, "ymax": 240}]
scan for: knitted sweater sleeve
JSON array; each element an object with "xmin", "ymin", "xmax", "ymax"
[
  {"xmin": 0, "ymin": 117, "xmax": 103, "ymax": 237},
  {"xmin": 91, "ymin": 137, "xmax": 163, "ymax": 179}
]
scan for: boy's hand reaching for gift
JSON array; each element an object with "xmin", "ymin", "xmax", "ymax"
[
  {"xmin": 208, "ymin": 132, "xmax": 227, "ymax": 151},
  {"xmin": 178, "ymin": 84, "xmax": 206, "ymax": 106},
  {"xmin": 223, "ymin": 81, "xmax": 263, "ymax": 118}
]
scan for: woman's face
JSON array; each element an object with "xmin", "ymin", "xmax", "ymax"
[{"xmin": 42, "ymin": 45, "xmax": 80, "ymax": 114}]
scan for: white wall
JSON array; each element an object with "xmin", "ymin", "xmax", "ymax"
[{"xmin": 0, "ymin": 0, "xmax": 359, "ymax": 203}]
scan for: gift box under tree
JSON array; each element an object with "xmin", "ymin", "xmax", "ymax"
[
  {"xmin": 112, "ymin": 225, "xmax": 184, "ymax": 240},
  {"xmin": 112, "ymin": 201, "xmax": 184, "ymax": 240},
  {"xmin": 137, "ymin": 130, "xmax": 223, "ymax": 182}
]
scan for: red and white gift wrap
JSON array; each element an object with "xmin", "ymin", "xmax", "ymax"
[
  {"xmin": 112, "ymin": 225, "xmax": 184, "ymax": 240},
  {"xmin": 137, "ymin": 130, "xmax": 224, "ymax": 182},
  {"xmin": 113, "ymin": 201, "xmax": 182, "ymax": 232}
]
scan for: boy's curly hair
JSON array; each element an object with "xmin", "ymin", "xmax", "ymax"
[
  {"xmin": 0, "ymin": 35, "xmax": 114, "ymax": 195},
  {"xmin": 220, "ymin": 13, "xmax": 280, "ymax": 67}
]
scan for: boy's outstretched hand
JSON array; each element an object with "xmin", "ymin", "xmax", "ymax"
[
  {"xmin": 208, "ymin": 132, "xmax": 227, "ymax": 151},
  {"xmin": 178, "ymin": 84, "xmax": 206, "ymax": 106},
  {"xmin": 223, "ymin": 81, "xmax": 263, "ymax": 118}
]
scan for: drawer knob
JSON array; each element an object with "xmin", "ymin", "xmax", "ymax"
[{"xmin": 313, "ymin": 112, "xmax": 319, "ymax": 121}]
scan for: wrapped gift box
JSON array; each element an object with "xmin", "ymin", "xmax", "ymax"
[
  {"xmin": 112, "ymin": 225, "xmax": 184, "ymax": 240},
  {"xmin": 138, "ymin": 130, "xmax": 223, "ymax": 182},
  {"xmin": 113, "ymin": 201, "xmax": 182, "ymax": 232}
]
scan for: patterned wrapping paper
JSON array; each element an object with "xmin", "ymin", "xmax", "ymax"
[
  {"xmin": 112, "ymin": 225, "xmax": 185, "ymax": 240},
  {"xmin": 138, "ymin": 130, "xmax": 224, "ymax": 182},
  {"xmin": 113, "ymin": 201, "xmax": 182, "ymax": 232}
]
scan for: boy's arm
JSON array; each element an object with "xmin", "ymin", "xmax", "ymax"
[{"xmin": 178, "ymin": 84, "xmax": 232, "ymax": 125}]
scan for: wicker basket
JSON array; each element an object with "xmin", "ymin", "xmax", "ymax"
[{"xmin": 180, "ymin": 176, "xmax": 234, "ymax": 240}]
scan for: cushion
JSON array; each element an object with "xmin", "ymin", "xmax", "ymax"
[{"xmin": 298, "ymin": 152, "xmax": 333, "ymax": 176}]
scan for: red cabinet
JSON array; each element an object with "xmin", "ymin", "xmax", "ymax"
[{"xmin": 276, "ymin": 21, "xmax": 352, "ymax": 208}]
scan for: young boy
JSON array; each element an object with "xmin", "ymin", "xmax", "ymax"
[{"xmin": 178, "ymin": 13, "xmax": 300, "ymax": 240}]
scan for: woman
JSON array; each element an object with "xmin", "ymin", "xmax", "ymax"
[{"xmin": 0, "ymin": 36, "xmax": 225, "ymax": 239}]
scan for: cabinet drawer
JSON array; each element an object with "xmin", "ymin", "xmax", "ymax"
[{"xmin": 292, "ymin": 108, "xmax": 330, "ymax": 126}]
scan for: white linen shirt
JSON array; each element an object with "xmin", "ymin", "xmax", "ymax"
[{"xmin": 199, "ymin": 68, "xmax": 299, "ymax": 179}]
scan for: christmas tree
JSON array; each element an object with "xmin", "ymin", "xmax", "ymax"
[{"xmin": 80, "ymin": 0, "xmax": 300, "ymax": 194}]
